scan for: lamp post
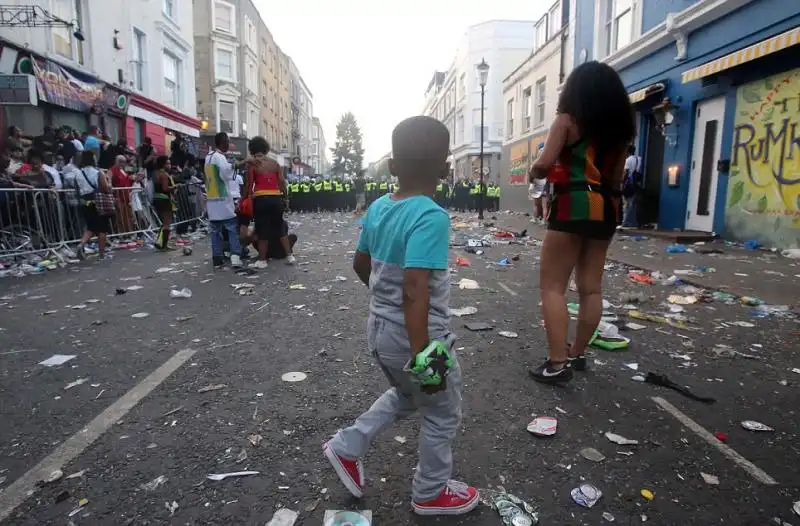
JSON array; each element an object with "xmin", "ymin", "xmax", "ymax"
[{"xmin": 476, "ymin": 58, "xmax": 489, "ymax": 220}]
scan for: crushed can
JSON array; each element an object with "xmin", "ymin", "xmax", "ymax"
[
  {"xmin": 527, "ymin": 417, "xmax": 557, "ymax": 436},
  {"xmin": 183, "ymin": 246, "xmax": 193, "ymax": 256},
  {"xmin": 485, "ymin": 490, "xmax": 539, "ymax": 526},
  {"xmin": 570, "ymin": 483, "xmax": 602, "ymax": 508}
]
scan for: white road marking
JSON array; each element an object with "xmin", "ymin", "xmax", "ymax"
[
  {"xmin": 651, "ymin": 396, "xmax": 777, "ymax": 485},
  {"xmin": 0, "ymin": 348, "xmax": 198, "ymax": 521},
  {"xmin": 0, "ymin": 349, "xmax": 40, "ymax": 356},
  {"xmin": 498, "ymin": 282, "xmax": 519, "ymax": 297}
]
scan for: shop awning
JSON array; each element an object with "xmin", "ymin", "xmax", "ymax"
[
  {"xmin": 681, "ymin": 25, "xmax": 800, "ymax": 83},
  {"xmin": 628, "ymin": 82, "xmax": 666, "ymax": 104}
]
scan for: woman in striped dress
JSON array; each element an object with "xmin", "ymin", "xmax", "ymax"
[{"xmin": 527, "ymin": 61, "xmax": 635, "ymax": 384}]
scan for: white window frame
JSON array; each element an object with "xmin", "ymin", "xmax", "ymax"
[
  {"xmin": 594, "ymin": 0, "xmax": 642, "ymax": 60},
  {"xmin": 163, "ymin": 0, "xmax": 177, "ymax": 22},
  {"xmin": 534, "ymin": 17, "xmax": 547, "ymax": 50},
  {"xmin": 162, "ymin": 50, "xmax": 181, "ymax": 109},
  {"xmin": 522, "ymin": 87, "xmax": 532, "ymax": 132},
  {"xmin": 456, "ymin": 112, "xmax": 464, "ymax": 144},
  {"xmin": 246, "ymin": 107, "xmax": 258, "ymax": 138},
  {"xmin": 212, "ymin": 0, "xmax": 236, "ymax": 36},
  {"xmin": 459, "ymin": 73, "xmax": 466, "ymax": 100},
  {"xmin": 217, "ymin": 98, "xmax": 238, "ymax": 135},
  {"xmin": 245, "ymin": 57, "xmax": 257, "ymax": 93},
  {"xmin": 548, "ymin": 1, "xmax": 561, "ymax": 40},
  {"xmin": 213, "ymin": 42, "xmax": 237, "ymax": 82},
  {"xmin": 534, "ymin": 77, "xmax": 546, "ymax": 127},
  {"xmin": 50, "ymin": 0, "xmax": 84, "ymax": 65},
  {"xmin": 244, "ymin": 16, "xmax": 257, "ymax": 52},
  {"xmin": 506, "ymin": 98, "xmax": 514, "ymax": 138},
  {"xmin": 131, "ymin": 27, "xmax": 147, "ymax": 93}
]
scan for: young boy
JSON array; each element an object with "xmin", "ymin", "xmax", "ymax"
[{"xmin": 323, "ymin": 116, "xmax": 478, "ymax": 516}]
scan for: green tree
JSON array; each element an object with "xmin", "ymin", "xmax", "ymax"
[{"xmin": 330, "ymin": 112, "xmax": 364, "ymax": 178}]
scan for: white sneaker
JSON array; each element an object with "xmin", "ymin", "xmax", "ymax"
[
  {"xmin": 285, "ymin": 255, "xmax": 296, "ymax": 265},
  {"xmin": 230, "ymin": 254, "xmax": 242, "ymax": 268},
  {"xmin": 249, "ymin": 259, "xmax": 268, "ymax": 270}
]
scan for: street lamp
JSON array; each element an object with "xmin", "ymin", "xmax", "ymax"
[{"xmin": 476, "ymin": 58, "xmax": 489, "ymax": 220}]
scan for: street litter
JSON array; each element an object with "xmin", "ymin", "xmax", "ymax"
[
  {"xmin": 41, "ymin": 470, "xmax": 63, "ymax": 484},
  {"xmin": 170, "ymin": 288, "xmax": 192, "ymax": 299},
  {"xmin": 741, "ymin": 420, "xmax": 774, "ymax": 432},
  {"xmin": 156, "ymin": 267, "xmax": 173, "ymax": 273},
  {"xmin": 166, "ymin": 501, "xmax": 179, "ymax": 516},
  {"xmin": 730, "ymin": 321, "xmax": 755, "ymax": 327},
  {"xmin": 248, "ymin": 434, "xmax": 263, "ymax": 447},
  {"xmin": 206, "ymin": 471, "xmax": 260, "ymax": 481},
  {"xmin": 65, "ymin": 470, "xmax": 85, "ymax": 480},
  {"xmin": 498, "ymin": 330, "xmax": 518, "ymax": 338},
  {"xmin": 318, "ymin": 286, "xmax": 331, "ymax": 292},
  {"xmin": 628, "ymin": 310, "xmax": 687, "ymax": 329},
  {"xmin": 625, "ymin": 322, "xmax": 647, "ymax": 331},
  {"xmin": 126, "ymin": 285, "xmax": 143, "ymax": 291},
  {"xmin": 580, "ymin": 447, "xmax": 606, "ymax": 462},
  {"xmin": 792, "ymin": 368, "xmax": 800, "ymax": 375},
  {"xmin": 700, "ymin": 472, "xmax": 720, "ymax": 485},
  {"xmin": 645, "ymin": 372, "xmax": 716, "ymax": 403},
  {"xmin": 668, "ymin": 294, "xmax": 698, "ymax": 305},
  {"xmin": 68, "ymin": 498, "xmax": 89, "ymax": 517},
  {"xmin": 458, "ymin": 278, "xmax": 480, "ymax": 289},
  {"xmin": 64, "ymin": 378, "xmax": 89, "ymax": 390},
  {"xmin": 602, "ymin": 511, "xmax": 615, "ymax": 522},
  {"xmin": 605, "ymin": 432, "xmax": 638, "ymax": 445},
  {"xmin": 40, "ymin": 354, "xmax": 76, "ymax": 367},
  {"xmin": 625, "ymin": 363, "xmax": 639, "ymax": 371},
  {"xmin": 628, "ymin": 271, "xmax": 654, "ymax": 285},
  {"xmin": 131, "ymin": 312, "xmax": 150, "ymax": 318},
  {"xmin": 394, "ymin": 435, "xmax": 407, "ymax": 444},
  {"xmin": 323, "ymin": 510, "xmax": 372, "ymax": 526},
  {"xmin": 482, "ymin": 489, "xmax": 539, "ymax": 525},
  {"xmin": 42, "ymin": 310, "xmax": 58, "ymax": 315},
  {"xmin": 527, "ymin": 416, "xmax": 557, "ymax": 436},
  {"xmin": 293, "ymin": 304, "xmax": 305, "ymax": 310},
  {"xmin": 198, "ymin": 384, "xmax": 227, "ymax": 393},
  {"xmin": 571, "ymin": 483, "xmax": 602, "ymax": 508},
  {"xmin": 793, "ymin": 500, "xmax": 800, "ymax": 516},
  {"xmin": 464, "ymin": 322, "xmax": 493, "ymax": 332},
  {"xmin": 451, "ymin": 306, "xmax": 478, "ymax": 317},
  {"xmin": 71, "ymin": 304, "xmax": 87, "ymax": 310},
  {"xmin": 632, "ymin": 375, "xmax": 646, "ymax": 382},
  {"xmin": 334, "ymin": 275, "xmax": 348, "ymax": 281},
  {"xmin": 140, "ymin": 475, "xmax": 167, "ymax": 491},
  {"xmin": 231, "ymin": 283, "xmax": 255, "ymax": 291},
  {"xmin": 281, "ymin": 371, "xmax": 307, "ymax": 382},
  {"xmin": 267, "ymin": 508, "xmax": 299, "ymax": 526},
  {"xmin": 455, "ymin": 256, "xmax": 470, "ymax": 266},
  {"xmin": 289, "ymin": 284, "xmax": 306, "ymax": 290},
  {"xmin": 641, "ymin": 489, "xmax": 655, "ymax": 501}
]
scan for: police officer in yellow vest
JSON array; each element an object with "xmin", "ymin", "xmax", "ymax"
[
  {"xmin": 334, "ymin": 178, "xmax": 345, "ymax": 211},
  {"xmin": 298, "ymin": 180, "xmax": 310, "ymax": 213},
  {"xmin": 289, "ymin": 181, "xmax": 300, "ymax": 213},
  {"xmin": 321, "ymin": 178, "xmax": 333, "ymax": 211},
  {"xmin": 313, "ymin": 178, "xmax": 324, "ymax": 212},
  {"xmin": 344, "ymin": 179, "xmax": 353, "ymax": 211},
  {"xmin": 378, "ymin": 180, "xmax": 388, "ymax": 197}
]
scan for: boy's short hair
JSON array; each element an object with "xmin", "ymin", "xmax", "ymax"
[{"xmin": 390, "ymin": 116, "xmax": 449, "ymax": 181}]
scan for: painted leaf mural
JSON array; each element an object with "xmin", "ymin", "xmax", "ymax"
[{"xmin": 725, "ymin": 68, "xmax": 800, "ymax": 250}]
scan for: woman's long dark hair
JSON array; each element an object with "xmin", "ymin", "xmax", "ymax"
[{"xmin": 557, "ymin": 61, "xmax": 635, "ymax": 151}]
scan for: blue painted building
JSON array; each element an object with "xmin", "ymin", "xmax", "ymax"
[{"xmin": 573, "ymin": 0, "xmax": 800, "ymax": 248}]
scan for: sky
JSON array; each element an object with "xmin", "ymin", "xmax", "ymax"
[{"xmin": 256, "ymin": 0, "xmax": 546, "ymax": 165}]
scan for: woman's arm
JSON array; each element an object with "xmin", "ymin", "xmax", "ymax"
[
  {"xmin": 529, "ymin": 114, "xmax": 570, "ymax": 181},
  {"xmin": 242, "ymin": 166, "xmax": 253, "ymax": 199},
  {"xmin": 98, "ymin": 170, "xmax": 112, "ymax": 193}
]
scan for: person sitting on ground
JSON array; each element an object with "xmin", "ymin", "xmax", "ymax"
[
  {"xmin": 322, "ymin": 115, "xmax": 479, "ymax": 516},
  {"xmin": 242, "ymin": 136, "xmax": 296, "ymax": 269}
]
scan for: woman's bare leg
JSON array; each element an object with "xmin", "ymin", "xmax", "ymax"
[
  {"xmin": 279, "ymin": 235, "xmax": 292, "ymax": 256},
  {"xmin": 571, "ymin": 239, "xmax": 611, "ymax": 356}
]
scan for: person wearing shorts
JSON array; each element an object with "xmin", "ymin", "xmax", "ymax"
[
  {"xmin": 527, "ymin": 61, "xmax": 634, "ymax": 385},
  {"xmin": 242, "ymin": 136, "xmax": 296, "ymax": 269},
  {"xmin": 74, "ymin": 150, "xmax": 112, "ymax": 260}
]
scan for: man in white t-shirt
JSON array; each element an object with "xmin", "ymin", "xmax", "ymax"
[
  {"xmin": 204, "ymin": 132, "xmax": 243, "ymax": 268},
  {"xmin": 621, "ymin": 145, "xmax": 642, "ymax": 228}
]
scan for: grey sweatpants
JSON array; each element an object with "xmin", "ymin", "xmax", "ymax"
[{"xmin": 328, "ymin": 315, "xmax": 463, "ymax": 501}]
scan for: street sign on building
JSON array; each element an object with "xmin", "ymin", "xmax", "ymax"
[{"xmin": 0, "ymin": 74, "xmax": 37, "ymax": 105}]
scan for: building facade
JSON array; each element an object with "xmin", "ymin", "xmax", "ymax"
[
  {"xmin": 287, "ymin": 55, "xmax": 313, "ymax": 162},
  {"xmin": 500, "ymin": 1, "xmax": 572, "ymax": 212},
  {"xmin": 257, "ymin": 23, "xmax": 285, "ymax": 153},
  {"xmin": 573, "ymin": 0, "xmax": 800, "ymax": 248},
  {"xmin": 0, "ymin": 0, "xmax": 201, "ymax": 153},
  {"xmin": 310, "ymin": 116, "xmax": 329, "ymax": 174},
  {"xmin": 422, "ymin": 20, "xmax": 538, "ymax": 185}
]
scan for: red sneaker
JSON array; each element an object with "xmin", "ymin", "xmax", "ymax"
[
  {"xmin": 323, "ymin": 441, "xmax": 364, "ymax": 498},
  {"xmin": 412, "ymin": 480, "xmax": 480, "ymax": 515}
]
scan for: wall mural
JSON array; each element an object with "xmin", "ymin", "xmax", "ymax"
[
  {"xmin": 507, "ymin": 141, "xmax": 529, "ymax": 186},
  {"xmin": 726, "ymin": 68, "xmax": 800, "ymax": 249}
]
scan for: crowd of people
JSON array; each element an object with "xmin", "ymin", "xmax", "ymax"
[{"xmin": 322, "ymin": 61, "xmax": 636, "ymax": 517}]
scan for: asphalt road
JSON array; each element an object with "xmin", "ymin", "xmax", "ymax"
[{"xmin": 1, "ymin": 212, "xmax": 798, "ymax": 525}]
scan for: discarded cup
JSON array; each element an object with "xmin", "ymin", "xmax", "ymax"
[
  {"xmin": 527, "ymin": 417, "xmax": 557, "ymax": 436},
  {"xmin": 571, "ymin": 484, "xmax": 602, "ymax": 508}
]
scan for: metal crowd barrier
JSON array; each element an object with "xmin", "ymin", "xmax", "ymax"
[{"xmin": 0, "ymin": 182, "xmax": 207, "ymax": 264}]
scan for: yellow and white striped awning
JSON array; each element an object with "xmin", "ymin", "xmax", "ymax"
[
  {"xmin": 629, "ymin": 82, "xmax": 666, "ymax": 104},
  {"xmin": 681, "ymin": 25, "xmax": 800, "ymax": 83}
]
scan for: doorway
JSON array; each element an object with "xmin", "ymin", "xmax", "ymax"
[
  {"xmin": 686, "ymin": 96, "xmax": 725, "ymax": 232},
  {"xmin": 640, "ymin": 115, "xmax": 665, "ymax": 226}
]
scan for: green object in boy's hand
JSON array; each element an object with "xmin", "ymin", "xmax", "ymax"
[{"xmin": 407, "ymin": 340, "xmax": 453, "ymax": 387}]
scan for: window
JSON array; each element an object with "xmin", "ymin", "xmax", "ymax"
[
  {"xmin": 246, "ymin": 59, "xmax": 257, "ymax": 92},
  {"xmin": 218, "ymin": 100, "xmax": 235, "ymax": 134},
  {"xmin": 245, "ymin": 16, "xmax": 257, "ymax": 51},
  {"xmin": 534, "ymin": 17, "xmax": 547, "ymax": 49},
  {"xmin": 459, "ymin": 73, "xmax": 466, "ymax": 99},
  {"xmin": 163, "ymin": 0, "xmax": 176, "ymax": 20},
  {"xmin": 605, "ymin": 0, "xmax": 634, "ymax": 55},
  {"xmin": 213, "ymin": 1, "xmax": 235, "ymax": 34},
  {"xmin": 534, "ymin": 78, "xmax": 546, "ymax": 126},
  {"xmin": 548, "ymin": 2, "xmax": 561, "ymax": 39},
  {"xmin": 522, "ymin": 87, "xmax": 532, "ymax": 131},
  {"xmin": 247, "ymin": 109, "xmax": 258, "ymax": 138},
  {"xmin": 261, "ymin": 40, "xmax": 267, "ymax": 63},
  {"xmin": 472, "ymin": 109, "xmax": 488, "ymax": 142},
  {"xmin": 215, "ymin": 48, "xmax": 234, "ymax": 80},
  {"xmin": 163, "ymin": 51, "xmax": 180, "ymax": 108},
  {"xmin": 506, "ymin": 99, "xmax": 514, "ymax": 138},
  {"xmin": 52, "ymin": 0, "xmax": 84, "ymax": 64},
  {"xmin": 456, "ymin": 112, "xmax": 464, "ymax": 144},
  {"xmin": 134, "ymin": 118, "xmax": 145, "ymax": 146},
  {"xmin": 132, "ymin": 29, "xmax": 146, "ymax": 92}
]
